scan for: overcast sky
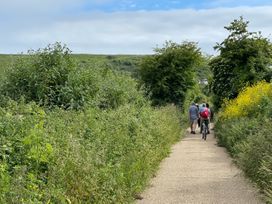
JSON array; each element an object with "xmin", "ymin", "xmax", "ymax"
[{"xmin": 1, "ymin": 0, "xmax": 272, "ymax": 55}]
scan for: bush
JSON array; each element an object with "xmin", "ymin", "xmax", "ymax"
[
  {"xmin": 215, "ymin": 117, "xmax": 259, "ymax": 155},
  {"xmin": 0, "ymin": 101, "xmax": 181, "ymax": 203},
  {"xmin": 237, "ymin": 123, "xmax": 272, "ymax": 189},
  {"xmin": 0, "ymin": 101, "xmax": 52, "ymax": 203},
  {"xmin": 215, "ymin": 81, "xmax": 272, "ymax": 202},
  {"xmin": 219, "ymin": 81, "xmax": 272, "ymax": 119},
  {"xmin": 0, "ymin": 43, "xmax": 183, "ymax": 203},
  {"xmin": 1, "ymin": 43, "xmax": 75, "ymax": 108},
  {"xmin": 0, "ymin": 46, "xmax": 182, "ymax": 203},
  {"xmin": 0, "ymin": 43, "xmax": 146, "ymax": 110}
]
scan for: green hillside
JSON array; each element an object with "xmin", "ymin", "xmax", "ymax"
[{"xmin": 0, "ymin": 54, "xmax": 144, "ymax": 78}]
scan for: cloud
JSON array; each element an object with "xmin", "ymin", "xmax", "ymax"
[
  {"xmin": 1, "ymin": 6, "xmax": 272, "ymax": 55},
  {"xmin": 0, "ymin": 0, "xmax": 82, "ymax": 13}
]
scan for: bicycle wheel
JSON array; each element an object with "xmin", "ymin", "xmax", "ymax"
[
  {"xmin": 202, "ymin": 124, "xmax": 205, "ymax": 139},
  {"xmin": 202, "ymin": 124, "xmax": 207, "ymax": 140}
]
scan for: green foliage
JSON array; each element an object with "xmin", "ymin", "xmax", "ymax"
[
  {"xmin": 73, "ymin": 54, "xmax": 143, "ymax": 77},
  {"xmin": 0, "ymin": 101, "xmax": 181, "ymax": 203},
  {"xmin": 215, "ymin": 83, "xmax": 272, "ymax": 202},
  {"xmin": 139, "ymin": 41, "xmax": 202, "ymax": 106},
  {"xmin": 0, "ymin": 44, "xmax": 145, "ymax": 110},
  {"xmin": 210, "ymin": 17, "xmax": 272, "ymax": 109},
  {"xmin": 0, "ymin": 43, "xmax": 182, "ymax": 203},
  {"xmin": 0, "ymin": 55, "xmax": 16, "ymax": 81},
  {"xmin": 0, "ymin": 101, "xmax": 52, "ymax": 203},
  {"xmin": 215, "ymin": 118, "xmax": 272, "ymax": 203},
  {"xmin": 1, "ymin": 43, "xmax": 75, "ymax": 108},
  {"xmin": 196, "ymin": 56, "xmax": 213, "ymax": 93},
  {"xmin": 183, "ymin": 83, "xmax": 209, "ymax": 109}
]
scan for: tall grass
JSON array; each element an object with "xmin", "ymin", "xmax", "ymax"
[
  {"xmin": 215, "ymin": 81, "xmax": 272, "ymax": 203},
  {"xmin": 0, "ymin": 101, "xmax": 181, "ymax": 203}
]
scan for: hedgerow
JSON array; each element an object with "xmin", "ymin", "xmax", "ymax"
[
  {"xmin": 0, "ymin": 101, "xmax": 181, "ymax": 203},
  {"xmin": 215, "ymin": 81, "xmax": 272, "ymax": 203},
  {"xmin": 0, "ymin": 43, "xmax": 182, "ymax": 203}
]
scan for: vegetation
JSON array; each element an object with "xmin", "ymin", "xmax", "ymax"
[
  {"xmin": 0, "ymin": 43, "xmax": 182, "ymax": 203},
  {"xmin": 0, "ymin": 44, "xmax": 143, "ymax": 110},
  {"xmin": 210, "ymin": 17, "xmax": 272, "ymax": 109},
  {"xmin": 1, "ymin": 43, "xmax": 76, "ymax": 108},
  {"xmin": 0, "ymin": 54, "xmax": 21, "ymax": 81},
  {"xmin": 73, "ymin": 54, "xmax": 143, "ymax": 77},
  {"xmin": 139, "ymin": 41, "xmax": 202, "ymax": 106},
  {"xmin": 211, "ymin": 17, "xmax": 272, "ymax": 203},
  {"xmin": 0, "ymin": 53, "xmax": 143, "ymax": 80},
  {"xmin": 0, "ymin": 101, "xmax": 181, "ymax": 203},
  {"xmin": 215, "ymin": 81, "xmax": 272, "ymax": 203},
  {"xmin": 1, "ymin": 16, "xmax": 271, "ymax": 203}
]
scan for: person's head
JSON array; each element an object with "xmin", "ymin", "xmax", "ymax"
[
  {"xmin": 202, "ymin": 103, "xmax": 206, "ymax": 107},
  {"xmin": 191, "ymin": 102, "xmax": 196, "ymax": 106},
  {"xmin": 206, "ymin": 103, "xmax": 209, "ymax": 108},
  {"xmin": 195, "ymin": 103, "xmax": 199, "ymax": 108}
]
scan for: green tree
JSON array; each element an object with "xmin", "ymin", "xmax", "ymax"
[
  {"xmin": 139, "ymin": 41, "xmax": 202, "ymax": 106},
  {"xmin": 210, "ymin": 17, "xmax": 272, "ymax": 109},
  {"xmin": 196, "ymin": 55, "xmax": 213, "ymax": 96}
]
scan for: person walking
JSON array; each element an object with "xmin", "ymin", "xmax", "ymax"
[
  {"xmin": 196, "ymin": 103, "xmax": 200, "ymax": 128},
  {"xmin": 189, "ymin": 102, "xmax": 199, "ymax": 134}
]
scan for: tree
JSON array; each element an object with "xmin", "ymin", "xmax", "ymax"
[
  {"xmin": 210, "ymin": 17, "xmax": 272, "ymax": 109},
  {"xmin": 139, "ymin": 41, "xmax": 202, "ymax": 106}
]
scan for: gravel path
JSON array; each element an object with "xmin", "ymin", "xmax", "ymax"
[{"xmin": 136, "ymin": 127, "xmax": 263, "ymax": 204}]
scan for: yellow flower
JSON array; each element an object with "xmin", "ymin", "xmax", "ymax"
[{"xmin": 220, "ymin": 81, "xmax": 272, "ymax": 120}]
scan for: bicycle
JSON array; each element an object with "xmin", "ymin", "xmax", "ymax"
[{"xmin": 201, "ymin": 120, "xmax": 209, "ymax": 140}]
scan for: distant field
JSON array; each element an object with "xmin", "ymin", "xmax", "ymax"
[
  {"xmin": 0, "ymin": 54, "xmax": 18, "ymax": 75},
  {"xmin": 0, "ymin": 53, "xmax": 212, "ymax": 88},
  {"xmin": 0, "ymin": 54, "xmax": 145, "ymax": 79},
  {"xmin": 74, "ymin": 54, "xmax": 145, "ymax": 77}
]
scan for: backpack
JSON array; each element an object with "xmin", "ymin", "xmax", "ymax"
[{"xmin": 200, "ymin": 107, "xmax": 209, "ymax": 119}]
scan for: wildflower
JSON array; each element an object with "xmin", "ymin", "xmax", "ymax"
[{"xmin": 220, "ymin": 81, "xmax": 272, "ymax": 120}]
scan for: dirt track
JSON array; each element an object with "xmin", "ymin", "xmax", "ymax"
[{"xmin": 136, "ymin": 128, "xmax": 263, "ymax": 204}]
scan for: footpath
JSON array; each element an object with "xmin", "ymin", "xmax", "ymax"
[{"xmin": 136, "ymin": 127, "xmax": 263, "ymax": 204}]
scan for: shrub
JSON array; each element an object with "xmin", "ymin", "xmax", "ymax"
[
  {"xmin": 215, "ymin": 117, "xmax": 259, "ymax": 155},
  {"xmin": 0, "ymin": 43, "xmax": 145, "ymax": 111},
  {"xmin": 215, "ymin": 81, "xmax": 272, "ymax": 202},
  {"xmin": 233, "ymin": 120, "xmax": 272, "ymax": 203},
  {"xmin": 220, "ymin": 81, "xmax": 272, "ymax": 119},
  {"xmin": 0, "ymin": 101, "xmax": 52, "ymax": 203},
  {"xmin": 0, "ymin": 101, "xmax": 181, "ymax": 203},
  {"xmin": 1, "ymin": 43, "xmax": 75, "ymax": 108},
  {"xmin": 0, "ymin": 43, "xmax": 183, "ymax": 203}
]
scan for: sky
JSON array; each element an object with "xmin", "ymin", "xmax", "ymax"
[{"xmin": 1, "ymin": 0, "xmax": 272, "ymax": 55}]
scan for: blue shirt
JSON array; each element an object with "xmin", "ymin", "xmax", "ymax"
[{"xmin": 189, "ymin": 105, "xmax": 198, "ymax": 120}]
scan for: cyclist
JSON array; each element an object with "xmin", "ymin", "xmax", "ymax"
[{"xmin": 199, "ymin": 103, "xmax": 210, "ymax": 134}]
